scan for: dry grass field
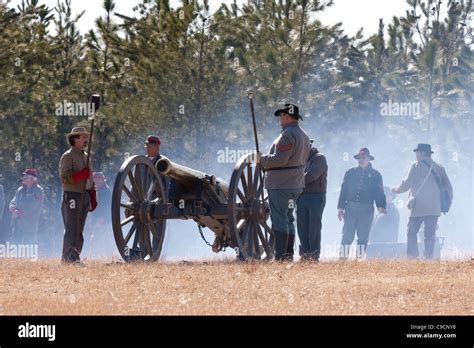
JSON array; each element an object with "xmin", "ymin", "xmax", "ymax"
[{"xmin": 0, "ymin": 258, "xmax": 472, "ymax": 315}]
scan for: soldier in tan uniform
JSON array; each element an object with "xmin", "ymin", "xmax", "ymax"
[{"xmin": 59, "ymin": 127, "xmax": 98, "ymax": 263}]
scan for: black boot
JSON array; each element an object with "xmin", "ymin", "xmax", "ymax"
[
  {"xmin": 274, "ymin": 230, "xmax": 289, "ymax": 261},
  {"xmin": 285, "ymin": 234, "xmax": 295, "ymax": 261}
]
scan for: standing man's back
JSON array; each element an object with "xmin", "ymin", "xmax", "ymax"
[{"xmin": 393, "ymin": 144, "xmax": 453, "ymax": 259}]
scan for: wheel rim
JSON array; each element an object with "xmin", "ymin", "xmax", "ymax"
[
  {"xmin": 228, "ymin": 153, "xmax": 274, "ymax": 260},
  {"xmin": 112, "ymin": 155, "xmax": 167, "ymax": 262}
]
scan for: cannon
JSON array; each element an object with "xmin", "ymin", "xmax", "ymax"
[{"xmin": 111, "ymin": 153, "xmax": 275, "ymax": 261}]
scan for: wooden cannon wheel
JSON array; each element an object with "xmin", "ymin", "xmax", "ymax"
[
  {"xmin": 111, "ymin": 155, "xmax": 167, "ymax": 262},
  {"xmin": 228, "ymin": 153, "xmax": 275, "ymax": 260}
]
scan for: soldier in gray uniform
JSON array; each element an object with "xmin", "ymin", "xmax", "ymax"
[
  {"xmin": 59, "ymin": 127, "xmax": 97, "ymax": 263},
  {"xmin": 260, "ymin": 104, "xmax": 310, "ymax": 261},
  {"xmin": 297, "ymin": 143, "xmax": 328, "ymax": 261},
  {"xmin": 337, "ymin": 148, "xmax": 386, "ymax": 259},
  {"xmin": 9, "ymin": 169, "xmax": 44, "ymax": 245}
]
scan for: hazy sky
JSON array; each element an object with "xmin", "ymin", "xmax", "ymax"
[{"xmin": 6, "ymin": 0, "xmax": 410, "ymax": 37}]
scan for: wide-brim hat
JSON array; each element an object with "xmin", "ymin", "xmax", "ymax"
[
  {"xmin": 413, "ymin": 143, "xmax": 434, "ymax": 154},
  {"xmin": 274, "ymin": 103, "xmax": 303, "ymax": 120},
  {"xmin": 354, "ymin": 148, "xmax": 375, "ymax": 161},
  {"xmin": 67, "ymin": 127, "xmax": 89, "ymax": 136}
]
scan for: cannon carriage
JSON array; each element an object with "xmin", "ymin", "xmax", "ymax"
[{"xmin": 111, "ymin": 153, "xmax": 275, "ymax": 262}]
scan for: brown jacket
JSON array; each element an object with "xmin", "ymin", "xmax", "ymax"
[
  {"xmin": 395, "ymin": 158, "xmax": 453, "ymax": 217},
  {"xmin": 59, "ymin": 147, "xmax": 94, "ymax": 193},
  {"xmin": 302, "ymin": 147, "xmax": 328, "ymax": 194}
]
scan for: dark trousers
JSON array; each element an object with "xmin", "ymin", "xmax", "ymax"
[
  {"xmin": 297, "ymin": 192, "xmax": 326, "ymax": 260},
  {"xmin": 340, "ymin": 202, "xmax": 374, "ymax": 258},
  {"xmin": 61, "ymin": 191, "xmax": 90, "ymax": 262},
  {"xmin": 407, "ymin": 216, "xmax": 438, "ymax": 259}
]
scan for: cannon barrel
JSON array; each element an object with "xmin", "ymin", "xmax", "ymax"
[{"xmin": 156, "ymin": 157, "xmax": 228, "ymax": 196}]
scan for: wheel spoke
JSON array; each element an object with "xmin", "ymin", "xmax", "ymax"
[
  {"xmin": 247, "ymin": 163, "xmax": 254, "ymax": 197},
  {"xmin": 237, "ymin": 189, "xmax": 247, "ymax": 204},
  {"xmin": 256, "ymin": 182, "xmax": 264, "ymax": 201},
  {"xmin": 148, "ymin": 222, "xmax": 160, "ymax": 240},
  {"xmin": 124, "ymin": 222, "xmax": 137, "ymax": 245},
  {"xmin": 142, "ymin": 224, "xmax": 152, "ymax": 256},
  {"xmin": 132, "ymin": 224, "xmax": 141, "ymax": 249},
  {"xmin": 140, "ymin": 164, "xmax": 148, "ymax": 200},
  {"xmin": 256, "ymin": 224, "xmax": 271, "ymax": 257},
  {"xmin": 123, "ymin": 185, "xmax": 138, "ymax": 203},
  {"xmin": 120, "ymin": 202, "xmax": 133, "ymax": 209},
  {"xmin": 146, "ymin": 175, "xmax": 156, "ymax": 199},
  {"xmin": 134, "ymin": 165, "xmax": 146, "ymax": 200},
  {"xmin": 242, "ymin": 223, "xmax": 253, "ymax": 255},
  {"xmin": 128, "ymin": 171, "xmax": 143, "ymax": 201},
  {"xmin": 143, "ymin": 164, "xmax": 155, "ymax": 200},
  {"xmin": 260, "ymin": 221, "xmax": 274, "ymax": 246},
  {"xmin": 261, "ymin": 221, "xmax": 273, "ymax": 235},
  {"xmin": 260, "ymin": 222, "xmax": 269, "ymax": 243},
  {"xmin": 240, "ymin": 173, "xmax": 249, "ymax": 197},
  {"xmin": 253, "ymin": 164, "xmax": 260, "ymax": 195},
  {"xmin": 121, "ymin": 215, "xmax": 135, "ymax": 227},
  {"xmin": 255, "ymin": 167, "xmax": 264, "ymax": 200},
  {"xmin": 237, "ymin": 217, "xmax": 249, "ymax": 231},
  {"xmin": 252, "ymin": 224, "xmax": 261, "ymax": 258}
]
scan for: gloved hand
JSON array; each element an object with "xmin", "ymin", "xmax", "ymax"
[
  {"xmin": 254, "ymin": 151, "xmax": 261, "ymax": 164},
  {"xmin": 72, "ymin": 168, "xmax": 91, "ymax": 183},
  {"xmin": 11, "ymin": 208, "xmax": 25, "ymax": 218},
  {"xmin": 90, "ymin": 188, "xmax": 98, "ymax": 212}
]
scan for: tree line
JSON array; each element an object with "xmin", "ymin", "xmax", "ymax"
[{"xmin": 0, "ymin": 0, "xmax": 472, "ymax": 247}]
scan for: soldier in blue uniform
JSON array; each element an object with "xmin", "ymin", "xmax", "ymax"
[
  {"xmin": 337, "ymin": 148, "xmax": 386, "ymax": 259},
  {"xmin": 260, "ymin": 104, "xmax": 310, "ymax": 261}
]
